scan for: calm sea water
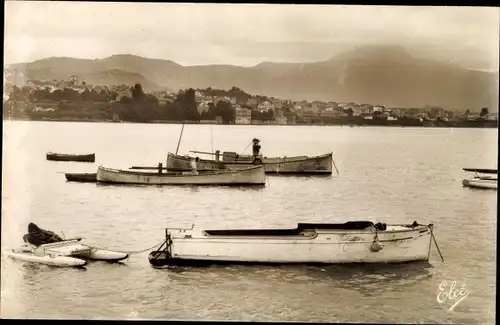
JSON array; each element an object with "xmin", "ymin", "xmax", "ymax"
[{"xmin": 1, "ymin": 121, "xmax": 497, "ymax": 323}]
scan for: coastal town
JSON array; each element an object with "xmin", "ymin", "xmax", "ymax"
[{"xmin": 3, "ymin": 76, "xmax": 498, "ymax": 128}]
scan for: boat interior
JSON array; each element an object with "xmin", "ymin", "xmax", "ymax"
[{"xmin": 203, "ymin": 221, "xmax": 384, "ymax": 236}]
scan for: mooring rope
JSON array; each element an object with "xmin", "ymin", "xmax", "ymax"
[
  {"xmin": 86, "ymin": 239, "xmax": 166, "ymax": 255},
  {"xmin": 430, "ymin": 227, "xmax": 444, "ymax": 262}
]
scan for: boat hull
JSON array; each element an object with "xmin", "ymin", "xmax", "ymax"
[
  {"xmin": 75, "ymin": 249, "xmax": 129, "ymax": 262},
  {"xmin": 8, "ymin": 250, "xmax": 87, "ymax": 267},
  {"xmin": 462, "ymin": 178, "xmax": 497, "ymax": 189},
  {"xmin": 96, "ymin": 165, "xmax": 266, "ymax": 185},
  {"xmin": 166, "ymin": 152, "xmax": 333, "ymax": 174},
  {"xmin": 47, "ymin": 153, "xmax": 95, "ymax": 163},
  {"xmin": 65, "ymin": 173, "xmax": 97, "ymax": 183},
  {"xmin": 149, "ymin": 223, "xmax": 433, "ymax": 266}
]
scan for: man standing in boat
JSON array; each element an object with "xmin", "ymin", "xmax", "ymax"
[{"xmin": 252, "ymin": 138, "xmax": 263, "ymax": 164}]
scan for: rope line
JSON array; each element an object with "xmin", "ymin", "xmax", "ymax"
[
  {"xmin": 86, "ymin": 240, "xmax": 166, "ymax": 255},
  {"xmin": 240, "ymin": 140, "xmax": 253, "ymax": 155}
]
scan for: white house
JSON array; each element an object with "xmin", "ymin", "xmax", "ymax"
[{"xmin": 257, "ymin": 101, "xmax": 274, "ymax": 112}]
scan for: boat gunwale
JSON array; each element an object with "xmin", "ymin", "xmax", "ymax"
[{"xmin": 167, "ymin": 223, "xmax": 432, "ymax": 237}]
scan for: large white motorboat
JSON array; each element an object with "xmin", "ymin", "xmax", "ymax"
[{"xmin": 148, "ymin": 221, "xmax": 439, "ymax": 267}]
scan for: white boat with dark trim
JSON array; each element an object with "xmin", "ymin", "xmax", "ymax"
[
  {"xmin": 7, "ymin": 223, "xmax": 129, "ymax": 267},
  {"xmin": 165, "ymin": 151, "xmax": 334, "ymax": 175},
  {"xmin": 132, "ymin": 138, "xmax": 337, "ymax": 175},
  {"xmin": 97, "ymin": 164, "xmax": 266, "ymax": 186},
  {"xmin": 462, "ymin": 168, "xmax": 497, "ymax": 190},
  {"xmin": 149, "ymin": 221, "xmax": 441, "ymax": 266}
]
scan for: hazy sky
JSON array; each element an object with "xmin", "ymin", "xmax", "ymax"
[{"xmin": 4, "ymin": 2, "xmax": 500, "ymax": 69}]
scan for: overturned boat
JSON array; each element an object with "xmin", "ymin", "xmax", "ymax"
[
  {"xmin": 8, "ymin": 223, "xmax": 129, "ymax": 267},
  {"xmin": 149, "ymin": 221, "xmax": 439, "ymax": 267},
  {"xmin": 137, "ymin": 139, "xmax": 336, "ymax": 175},
  {"xmin": 97, "ymin": 163, "xmax": 266, "ymax": 186},
  {"xmin": 46, "ymin": 152, "xmax": 95, "ymax": 163},
  {"xmin": 462, "ymin": 168, "xmax": 497, "ymax": 190}
]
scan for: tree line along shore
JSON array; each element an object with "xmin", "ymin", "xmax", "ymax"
[{"xmin": 3, "ymin": 82, "xmax": 497, "ymax": 128}]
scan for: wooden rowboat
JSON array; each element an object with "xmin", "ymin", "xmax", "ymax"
[
  {"xmin": 96, "ymin": 165, "xmax": 266, "ymax": 186},
  {"xmin": 65, "ymin": 173, "xmax": 97, "ymax": 183},
  {"xmin": 148, "ymin": 221, "xmax": 439, "ymax": 267},
  {"xmin": 47, "ymin": 152, "xmax": 95, "ymax": 163}
]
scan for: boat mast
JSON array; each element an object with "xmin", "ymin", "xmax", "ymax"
[
  {"xmin": 175, "ymin": 123, "xmax": 185, "ymax": 155},
  {"xmin": 211, "ymin": 126, "xmax": 214, "ymax": 155}
]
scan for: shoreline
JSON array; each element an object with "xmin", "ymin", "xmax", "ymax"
[{"xmin": 3, "ymin": 117, "xmax": 498, "ymax": 129}]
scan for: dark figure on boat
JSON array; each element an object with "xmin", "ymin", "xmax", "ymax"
[
  {"xmin": 252, "ymin": 138, "xmax": 261, "ymax": 157},
  {"xmin": 158, "ymin": 162, "xmax": 163, "ymax": 175},
  {"xmin": 23, "ymin": 222, "xmax": 63, "ymax": 246}
]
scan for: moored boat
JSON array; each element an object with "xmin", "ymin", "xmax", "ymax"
[
  {"xmin": 148, "ymin": 221, "xmax": 439, "ymax": 267},
  {"xmin": 462, "ymin": 168, "xmax": 497, "ymax": 190},
  {"xmin": 65, "ymin": 173, "xmax": 97, "ymax": 183},
  {"xmin": 47, "ymin": 152, "xmax": 96, "ymax": 163},
  {"xmin": 165, "ymin": 138, "xmax": 335, "ymax": 175},
  {"xmin": 7, "ymin": 223, "xmax": 129, "ymax": 267},
  {"xmin": 96, "ymin": 164, "xmax": 266, "ymax": 186},
  {"xmin": 8, "ymin": 248, "xmax": 88, "ymax": 267},
  {"xmin": 166, "ymin": 152, "xmax": 334, "ymax": 175}
]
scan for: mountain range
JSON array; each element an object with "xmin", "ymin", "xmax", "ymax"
[{"xmin": 6, "ymin": 45, "xmax": 498, "ymax": 111}]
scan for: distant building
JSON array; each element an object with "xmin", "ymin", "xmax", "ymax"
[
  {"xmin": 257, "ymin": 100, "xmax": 273, "ymax": 112},
  {"xmin": 274, "ymin": 110, "xmax": 287, "ymax": 125},
  {"xmin": 235, "ymin": 106, "xmax": 251, "ymax": 124}
]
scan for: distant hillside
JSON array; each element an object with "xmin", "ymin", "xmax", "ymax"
[
  {"xmin": 6, "ymin": 45, "xmax": 498, "ymax": 111},
  {"xmin": 78, "ymin": 69, "xmax": 159, "ymax": 91}
]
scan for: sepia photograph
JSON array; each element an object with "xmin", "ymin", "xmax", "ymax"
[{"xmin": 2, "ymin": 2, "xmax": 498, "ymax": 323}]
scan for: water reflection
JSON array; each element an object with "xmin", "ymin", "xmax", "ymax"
[
  {"xmin": 150, "ymin": 261, "xmax": 434, "ymax": 296},
  {"xmin": 95, "ymin": 182, "xmax": 267, "ymax": 190}
]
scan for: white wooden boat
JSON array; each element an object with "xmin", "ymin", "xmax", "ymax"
[
  {"xmin": 8, "ymin": 240, "xmax": 129, "ymax": 267},
  {"xmin": 97, "ymin": 164, "xmax": 266, "ymax": 186},
  {"xmin": 165, "ymin": 152, "xmax": 334, "ymax": 175},
  {"xmin": 7, "ymin": 223, "xmax": 129, "ymax": 267},
  {"xmin": 9, "ymin": 247, "xmax": 88, "ymax": 267},
  {"xmin": 148, "ymin": 221, "xmax": 439, "ymax": 266},
  {"xmin": 462, "ymin": 168, "xmax": 497, "ymax": 190}
]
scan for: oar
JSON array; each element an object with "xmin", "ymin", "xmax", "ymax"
[{"xmin": 430, "ymin": 226, "xmax": 444, "ymax": 262}]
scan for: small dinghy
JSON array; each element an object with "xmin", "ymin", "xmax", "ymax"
[
  {"xmin": 65, "ymin": 173, "xmax": 97, "ymax": 183},
  {"xmin": 8, "ymin": 223, "xmax": 129, "ymax": 267},
  {"xmin": 47, "ymin": 152, "xmax": 95, "ymax": 163},
  {"xmin": 462, "ymin": 168, "xmax": 497, "ymax": 190}
]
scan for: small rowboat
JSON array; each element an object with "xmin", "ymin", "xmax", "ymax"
[
  {"xmin": 47, "ymin": 152, "xmax": 95, "ymax": 163},
  {"xmin": 65, "ymin": 173, "xmax": 97, "ymax": 183},
  {"xmin": 149, "ymin": 221, "xmax": 441, "ymax": 267},
  {"xmin": 7, "ymin": 223, "xmax": 129, "ymax": 267}
]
